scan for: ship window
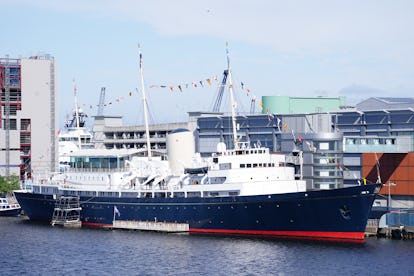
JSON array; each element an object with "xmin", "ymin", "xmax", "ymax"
[
  {"xmin": 253, "ymin": 164, "xmax": 258, "ymax": 167},
  {"xmin": 247, "ymin": 164, "xmax": 252, "ymax": 168},
  {"xmin": 174, "ymin": 192, "xmax": 185, "ymax": 198},
  {"xmin": 155, "ymin": 192, "xmax": 166, "ymax": 198},
  {"xmin": 219, "ymin": 163, "xmax": 232, "ymax": 170},
  {"xmin": 240, "ymin": 164, "xmax": 245, "ymax": 168}
]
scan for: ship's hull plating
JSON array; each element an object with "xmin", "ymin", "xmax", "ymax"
[{"xmin": 14, "ymin": 184, "xmax": 381, "ymax": 241}]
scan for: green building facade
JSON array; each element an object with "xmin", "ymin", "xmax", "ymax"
[{"xmin": 262, "ymin": 96, "xmax": 346, "ymax": 114}]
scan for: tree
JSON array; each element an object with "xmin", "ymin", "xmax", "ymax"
[{"xmin": 0, "ymin": 175, "xmax": 20, "ymax": 196}]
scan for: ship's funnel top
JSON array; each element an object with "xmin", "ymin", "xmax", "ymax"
[
  {"xmin": 216, "ymin": 142, "xmax": 226, "ymax": 153},
  {"xmin": 169, "ymin": 128, "xmax": 190, "ymax": 134}
]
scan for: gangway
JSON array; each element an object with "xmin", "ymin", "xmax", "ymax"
[{"xmin": 51, "ymin": 196, "xmax": 82, "ymax": 228}]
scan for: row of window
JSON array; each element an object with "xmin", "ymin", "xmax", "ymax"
[
  {"xmin": 346, "ymin": 138, "xmax": 395, "ymax": 145},
  {"xmin": 1, "ymin": 118, "xmax": 30, "ymax": 131},
  {"xmin": 65, "ymin": 190, "xmax": 240, "ymax": 198},
  {"xmin": 70, "ymin": 157, "xmax": 125, "ymax": 169},
  {"xmin": 105, "ymin": 132, "xmax": 167, "ymax": 139},
  {"xmin": 240, "ymin": 163, "xmax": 276, "ymax": 168}
]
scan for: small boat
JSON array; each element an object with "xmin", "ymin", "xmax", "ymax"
[{"xmin": 0, "ymin": 197, "xmax": 21, "ymax": 217}]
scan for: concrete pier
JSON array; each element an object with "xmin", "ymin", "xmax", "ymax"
[{"xmin": 112, "ymin": 220, "xmax": 189, "ymax": 233}]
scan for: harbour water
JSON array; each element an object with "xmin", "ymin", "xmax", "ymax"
[{"xmin": 1, "ymin": 217, "xmax": 413, "ymax": 276}]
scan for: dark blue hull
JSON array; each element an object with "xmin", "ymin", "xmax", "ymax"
[{"xmin": 14, "ymin": 184, "xmax": 381, "ymax": 240}]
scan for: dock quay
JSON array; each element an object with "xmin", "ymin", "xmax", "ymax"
[
  {"xmin": 111, "ymin": 220, "xmax": 189, "ymax": 233},
  {"xmin": 365, "ymin": 218, "xmax": 414, "ymax": 239},
  {"xmin": 365, "ymin": 219, "xmax": 379, "ymax": 237}
]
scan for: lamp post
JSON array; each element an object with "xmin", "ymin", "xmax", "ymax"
[{"xmin": 384, "ymin": 182, "xmax": 396, "ymax": 211}]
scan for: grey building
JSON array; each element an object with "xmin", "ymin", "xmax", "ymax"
[
  {"xmin": 92, "ymin": 115, "xmax": 188, "ymax": 155},
  {"xmin": 1, "ymin": 55, "xmax": 58, "ymax": 179}
]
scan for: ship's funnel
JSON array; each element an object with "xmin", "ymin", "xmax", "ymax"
[{"xmin": 166, "ymin": 129, "xmax": 195, "ymax": 176}]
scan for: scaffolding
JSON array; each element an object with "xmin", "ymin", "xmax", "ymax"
[
  {"xmin": 3, "ymin": 56, "xmax": 10, "ymax": 177},
  {"xmin": 1, "ymin": 57, "xmax": 24, "ymax": 178}
]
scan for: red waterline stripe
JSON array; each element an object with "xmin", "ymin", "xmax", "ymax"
[
  {"xmin": 82, "ymin": 221, "xmax": 112, "ymax": 228},
  {"xmin": 189, "ymin": 228, "xmax": 365, "ymax": 240}
]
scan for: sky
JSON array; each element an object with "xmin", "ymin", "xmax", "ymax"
[{"xmin": 2, "ymin": 0, "xmax": 414, "ymax": 128}]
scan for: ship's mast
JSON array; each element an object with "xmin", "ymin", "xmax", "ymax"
[
  {"xmin": 138, "ymin": 45, "xmax": 152, "ymax": 160},
  {"xmin": 73, "ymin": 80, "xmax": 82, "ymax": 149},
  {"xmin": 226, "ymin": 43, "xmax": 239, "ymax": 150}
]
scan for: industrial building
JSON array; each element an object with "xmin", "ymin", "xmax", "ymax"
[
  {"xmin": 262, "ymin": 95, "xmax": 347, "ymax": 114},
  {"xmin": 0, "ymin": 55, "xmax": 58, "ymax": 179},
  {"xmin": 193, "ymin": 96, "xmax": 414, "ymax": 209}
]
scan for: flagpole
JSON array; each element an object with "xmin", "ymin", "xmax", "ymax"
[
  {"xmin": 73, "ymin": 79, "xmax": 82, "ymax": 150},
  {"xmin": 374, "ymin": 152, "xmax": 381, "ymax": 183},
  {"xmin": 226, "ymin": 43, "xmax": 239, "ymax": 150},
  {"xmin": 138, "ymin": 44, "xmax": 152, "ymax": 160}
]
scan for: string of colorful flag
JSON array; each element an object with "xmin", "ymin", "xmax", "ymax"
[
  {"xmin": 78, "ymin": 75, "xmax": 254, "ymax": 111},
  {"xmin": 80, "ymin": 90, "xmax": 136, "ymax": 110},
  {"xmin": 148, "ymin": 75, "xmax": 252, "ymax": 95}
]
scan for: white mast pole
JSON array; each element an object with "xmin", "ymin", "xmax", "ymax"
[
  {"xmin": 226, "ymin": 43, "xmax": 239, "ymax": 150},
  {"xmin": 138, "ymin": 45, "xmax": 152, "ymax": 160},
  {"xmin": 73, "ymin": 80, "xmax": 82, "ymax": 149}
]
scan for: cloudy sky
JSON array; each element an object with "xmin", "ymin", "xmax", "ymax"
[{"xmin": 3, "ymin": 0, "xmax": 414, "ymax": 127}]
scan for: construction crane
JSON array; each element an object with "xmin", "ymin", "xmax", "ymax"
[
  {"xmin": 97, "ymin": 87, "xmax": 106, "ymax": 116},
  {"xmin": 212, "ymin": 69, "xmax": 228, "ymax": 112}
]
